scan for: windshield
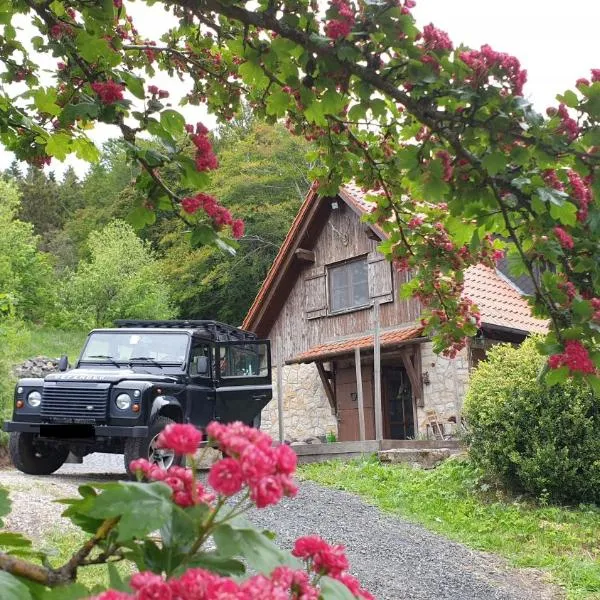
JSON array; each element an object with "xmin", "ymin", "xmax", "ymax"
[{"xmin": 80, "ymin": 332, "xmax": 189, "ymax": 365}]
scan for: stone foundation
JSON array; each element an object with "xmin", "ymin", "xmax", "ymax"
[
  {"xmin": 417, "ymin": 342, "xmax": 470, "ymax": 435},
  {"xmin": 260, "ymin": 363, "xmax": 338, "ymax": 441}
]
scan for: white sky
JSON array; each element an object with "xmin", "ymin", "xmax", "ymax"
[{"xmin": 1, "ymin": 0, "xmax": 598, "ymax": 178}]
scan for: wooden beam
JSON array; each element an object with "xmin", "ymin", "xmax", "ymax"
[
  {"xmin": 276, "ymin": 335, "xmax": 285, "ymax": 442},
  {"xmin": 316, "ymin": 361, "xmax": 337, "ymax": 415},
  {"xmin": 354, "ymin": 347, "xmax": 366, "ymax": 441},
  {"xmin": 400, "ymin": 349, "xmax": 423, "ymax": 407},
  {"xmin": 373, "ymin": 299, "xmax": 383, "ymax": 441},
  {"xmin": 294, "ymin": 248, "xmax": 316, "ymax": 263}
]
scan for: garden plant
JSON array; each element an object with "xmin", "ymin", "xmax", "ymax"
[{"xmin": 0, "ymin": 422, "xmax": 373, "ymax": 599}]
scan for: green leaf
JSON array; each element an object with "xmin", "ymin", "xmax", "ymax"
[
  {"xmin": 75, "ymin": 31, "xmax": 113, "ymax": 64},
  {"xmin": 0, "ymin": 572, "xmax": 32, "ymax": 600},
  {"xmin": 128, "ymin": 205, "xmax": 156, "ymax": 229},
  {"xmin": 181, "ymin": 158, "xmax": 211, "ymax": 189},
  {"xmin": 587, "ymin": 375, "xmax": 600, "ymax": 397},
  {"xmin": 215, "ymin": 236, "xmax": 236, "ymax": 256},
  {"xmin": 160, "ymin": 109, "xmax": 186, "ymax": 137},
  {"xmin": 265, "ymin": 89, "xmax": 290, "ymax": 117},
  {"xmin": 45, "ymin": 133, "xmax": 71, "ymax": 160},
  {"xmin": 180, "ymin": 552, "xmax": 246, "ymax": 576},
  {"xmin": 0, "ymin": 532, "xmax": 32, "ymax": 549},
  {"xmin": 41, "ymin": 584, "xmax": 90, "ymax": 600},
  {"xmin": 82, "ymin": 482, "xmax": 173, "ymax": 542},
  {"xmin": 304, "ymin": 101, "xmax": 326, "ymax": 126},
  {"xmin": 545, "ymin": 366, "xmax": 569, "ymax": 387},
  {"xmin": 321, "ymin": 89, "xmax": 345, "ymax": 115},
  {"xmin": 559, "ymin": 89, "xmax": 579, "ymax": 109},
  {"xmin": 0, "ymin": 487, "xmax": 10, "ymax": 526},
  {"xmin": 60, "ymin": 102, "xmax": 99, "ymax": 124},
  {"xmin": 549, "ymin": 201, "xmax": 577, "ymax": 226},
  {"xmin": 33, "ymin": 88, "xmax": 61, "ymax": 117},
  {"xmin": 213, "ymin": 518, "xmax": 300, "ymax": 574},
  {"xmin": 537, "ymin": 187, "xmax": 568, "ymax": 206},
  {"xmin": 118, "ymin": 71, "xmax": 145, "ymax": 100},
  {"xmin": 319, "ymin": 576, "xmax": 357, "ymax": 599},
  {"xmin": 190, "ymin": 225, "xmax": 217, "ymax": 247},
  {"xmin": 238, "ymin": 61, "xmax": 269, "ymax": 87},
  {"xmin": 481, "ymin": 151, "xmax": 507, "ymax": 176},
  {"xmin": 108, "ymin": 562, "xmax": 130, "ymax": 592},
  {"xmin": 72, "ymin": 138, "xmax": 100, "ymax": 163}
]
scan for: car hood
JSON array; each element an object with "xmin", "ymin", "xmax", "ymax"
[{"xmin": 45, "ymin": 368, "xmax": 179, "ymax": 384}]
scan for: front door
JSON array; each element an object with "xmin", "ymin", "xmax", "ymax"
[
  {"xmin": 383, "ymin": 368, "xmax": 414, "ymax": 439},
  {"xmin": 215, "ymin": 340, "xmax": 272, "ymax": 425}
]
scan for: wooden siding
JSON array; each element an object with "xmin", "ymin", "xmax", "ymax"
[{"xmin": 269, "ymin": 201, "xmax": 421, "ymax": 361}]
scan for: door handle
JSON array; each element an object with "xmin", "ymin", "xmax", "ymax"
[{"xmin": 252, "ymin": 394, "xmax": 267, "ymax": 401}]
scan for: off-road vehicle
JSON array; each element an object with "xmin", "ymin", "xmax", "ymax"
[{"xmin": 4, "ymin": 320, "xmax": 271, "ymax": 475}]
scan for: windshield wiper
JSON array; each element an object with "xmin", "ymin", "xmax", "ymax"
[
  {"xmin": 85, "ymin": 355, "xmax": 122, "ymax": 368},
  {"xmin": 129, "ymin": 356, "xmax": 164, "ymax": 369}
]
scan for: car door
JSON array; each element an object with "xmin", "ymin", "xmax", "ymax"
[
  {"xmin": 185, "ymin": 342, "xmax": 215, "ymax": 427},
  {"xmin": 215, "ymin": 340, "xmax": 272, "ymax": 425}
]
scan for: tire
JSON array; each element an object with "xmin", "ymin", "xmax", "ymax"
[
  {"xmin": 124, "ymin": 415, "xmax": 183, "ymax": 476},
  {"xmin": 9, "ymin": 432, "xmax": 69, "ymax": 475}
]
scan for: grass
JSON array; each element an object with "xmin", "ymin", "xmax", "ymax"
[
  {"xmin": 300, "ymin": 457, "xmax": 600, "ymax": 599},
  {"xmin": 0, "ymin": 324, "xmax": 87, "ymax": 445}
]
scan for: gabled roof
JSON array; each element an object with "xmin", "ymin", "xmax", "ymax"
[{"xmin": 243, "ymin": 184, "xmax": 548, "ymax": 337}]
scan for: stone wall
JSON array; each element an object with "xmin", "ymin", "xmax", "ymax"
[
  {"xmin": 260, "ymin": 363, "xmax": 338, "ymax": 442},
  {"xmin": 417, "ymin": 342, "xmax": 470, "ymax": 434}
]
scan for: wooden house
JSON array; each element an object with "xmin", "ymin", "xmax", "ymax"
[{"xmin": 243, "ymin": 184, "xmax": 547, "ymax": 442}]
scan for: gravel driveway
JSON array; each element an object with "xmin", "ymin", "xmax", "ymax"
[{"xmin": 0, "ymin": 453, "xmax": 562, "ymax": 600}]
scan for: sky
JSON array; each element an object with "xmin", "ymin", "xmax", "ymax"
[{"xmin": 1, "ymin": 0, "xmax": 599, "ymax": 178}]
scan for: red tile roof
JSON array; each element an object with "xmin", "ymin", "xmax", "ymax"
[
  {"xmin": 243, "ymin": 183, "xmax": 548, "ymax": 337},
  {"xmin": 286, "ymin": 326, "xmax": 424, "ymax": 364},
  {"xmin": 464, "ymin": 265, "xmax": 548, "ymax": 334}
]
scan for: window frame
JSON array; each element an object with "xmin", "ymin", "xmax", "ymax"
[{"xmin": 327, "ymin": 255, "xmax": 370, "ymax": 315}]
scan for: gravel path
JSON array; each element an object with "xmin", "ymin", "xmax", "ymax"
[{"xmin": 0, "ymin": 453, "xmax": 562, "ymax": 600}]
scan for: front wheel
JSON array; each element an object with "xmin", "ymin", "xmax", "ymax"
[
  {"xmin": 9, "ymin": 432, "xmax": 69, "ymax": 475},
  {"xmin": 124, "ymin": 416, "xmax": 183, "ymax": 476}
]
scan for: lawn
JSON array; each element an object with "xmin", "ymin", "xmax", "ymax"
[
  {"xmin": 300, "ymin": 457, "xmax": 600, "ymax": 599},
  {"xmin": 0, "ymin": 324, "xmax": 87, "ymax": 444}
]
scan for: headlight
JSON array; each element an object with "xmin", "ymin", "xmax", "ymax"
[
  {"xmin": 115, "ymin": 393, "xmax": 132, "ymax": 410},
  {"xmin": 27, "ymin": 390, "xmax": 42, "ymax": 408}
]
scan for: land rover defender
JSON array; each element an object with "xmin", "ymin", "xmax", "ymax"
[{"xmin": 4, "ymin": 320, "xmax": 271, "ymax": 475}]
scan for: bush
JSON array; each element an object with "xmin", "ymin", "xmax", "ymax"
[{"xmin": 463, "ymin": 337, "xmax": 600, "ymax": 504}]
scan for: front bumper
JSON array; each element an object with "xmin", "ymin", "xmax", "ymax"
[{"xmin": 3, "ymin": 421, "xmax": 149, "ymax": 438}]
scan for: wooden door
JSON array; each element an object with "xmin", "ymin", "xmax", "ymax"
[
  {"xmin": 383, "ymin": 368, "xmax": 414, "ymax": 439},
  {"xmin": 335, "ymin": 364, "xmax": 375, "ymax": 440}
]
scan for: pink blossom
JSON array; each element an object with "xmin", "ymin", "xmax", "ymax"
[
  {"xmin": 553, "ymin": 226, "xmax": 574, "ymax": 250},
  {"xmin": 591, "ymin": 69, "xmax": 600, "ymax": 83},
  {"xmin": 208, "ymin": 458, "xmax": 244, "ymax": 496},
  {"xmin": 91, "ymin": 80, "xmax": 125, "ymax": 104},
  {"xmin": 274, "ymin": 443, "xmax": 297, "ymax": 475},
  {"xmin": 422, "ymin": 23, "xmax": 453, "ymax": 52},
  {"xmin": 232, "ymin": 218, "xmax": 245, "ymax": 239},
  {"xmin": 130, "ymin": 572, "xmax": 164, "ymax": 591},
  {"xmin": 250, "ymin": 475, "xmax": 284, "ymax": 508},
  {"xmin": 156, "ymin": 423, "xmax": 202, "ymax": 455},
  {"xmin": 549, "ymin": 340, "xmax": 595, "ymax": 374}
]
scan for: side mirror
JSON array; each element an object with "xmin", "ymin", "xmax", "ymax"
[
  {"xmin": 57, "ymin": 355, "xmax": 68, "ymax": 372},
  {"xmin": 196, "ymin": 356, "xmax": 209, "ymax": 376}
]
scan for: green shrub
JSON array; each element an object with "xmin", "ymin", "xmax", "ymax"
[{"xmin": 463, "ymin": 337, "xmax": 600, "ymax": 504}]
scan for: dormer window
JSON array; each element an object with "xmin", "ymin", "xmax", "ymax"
[{"xmin": 328, "ymin": 257, "xmax": 369, "ymax": 313}]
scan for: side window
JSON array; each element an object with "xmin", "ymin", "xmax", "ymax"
[
  {"xmin": 219, "ymin": 343, "xmax": 269, "ymax": 378},
  {"xmin": 189, "ymin": 344, "xmax": 211, "ymax": 377},
  {"xmin": 328, "ymin": 257, "xmax": 369, "ymax": 313}
]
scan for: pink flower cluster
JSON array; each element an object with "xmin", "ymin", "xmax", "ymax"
[
  {"xmin": 435, "ymin": 150, "xmax": 453, "ymax": 182},
  {"xmin": 91, "ymin": 80, "xmax": 125, "ymax": 105},
  {"xmin": 90, "ymin": 563, "xmax": 370, "ymax": 600},
  {"xmin": 422, "ymin": 23, "xmax": 453, "ymax": 52},
  {"xmin": 206, "ymin": 421, "xmax": 298, "ymax": 508},
  {"xmin": 147, "ymin": 84, "xmax": 169, "ymax": 98},
  {"xmin": 554, "ymin": 104, "xmax": 579, "ymax": 141},
  {"xmin": 567, "ymin": 169, "xmax": 592, "ymax": 222},
  {"xmin": 548, "ymin": 340, "xmax": 595, "ymax": 375},
  {"xmin": 292, "ymin": 536, "xmax": 374, "ymax": 599},
  {"xmin": 553, "ymin": 226, "xmax": 574, "ymax": 250},
  {"xmin": 187, "ymin": 122, "xmax": 219, "ymax": 172},
  {"xmin": 459, "ymin": 44, "xmax": 527, "ymax": 96},
  {"xmin": 130, "ymin": 459, "xmax": 215, "ymax": 508},
  {"xmin": 592, "ymin": 69, "xmax": 600, "ymax": 82},
  {"xmin": 158, "ymin": 423, "xmax": 202, "ymax": 454},
  {"xmin": 325, "ymin": 0, "xmax": 355, "ymax": 40},
  {"xmin": 180, "ymin": 193, "xmax": 244, "ymax": 239}
]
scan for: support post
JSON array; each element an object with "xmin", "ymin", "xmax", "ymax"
[
  {"xmin": 373, "ymin": 299, "xmax": 383, "ymax": 441},
  {"xmin": 354, "ymin": 347, "xmax": 366, "ymax": 441},
  {"xmin": 276, "ymin": 336, "xmax": 285, "ymax": 443}
]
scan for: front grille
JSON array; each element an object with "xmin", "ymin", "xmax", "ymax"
[{"xmin": 41, "ymin": 385, "xmax": 109, "ymax": 423}]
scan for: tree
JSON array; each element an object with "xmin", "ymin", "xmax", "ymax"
[
  {"xmin": 0, "ymin": 179, "xmax": 55, "ymax": 321},
  {"xmin": 60, "ymin": 220, "xmax": 174, "ymax": 328},
  {"xmin": 1, "ymin": 0, "xmax": 599, "ymax": 385},
  {"xmin": 159, "ymin": 120, "xmax": 312, "ymax": 323}
]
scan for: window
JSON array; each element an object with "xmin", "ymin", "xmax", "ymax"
[
  {"xmin": 328, "ymin": 258, "xmax": 369, "ymax": 313},
  {"xmin": 218, "ymin": 343, "xmax": 269, "ymax": 378},
  {"xmin": 189, "ymin": 344, "xmax": 211, "ymax": 377}
]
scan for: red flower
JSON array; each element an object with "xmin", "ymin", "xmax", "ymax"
[
  {"xmin": 156, "ymin": 423, "xmax": 202, "ymax": 455},
  {"xmin": 113, "ymin": 0, "xmax": 122, "ymax": 8},
  {"xmin": 553, "ymin": 226, "xmax": 574, "ymax": 249},
  {"xmin": 181, "ymin": 196, "xmax": 201, "ymax": 214},
  {"xmin": 158, "ymin": 89, "xmax": 169, "ymax": 99},
  {"xmin": 422, "ymin": 23, "xmax": 453, "ymax": 52},
  {"xmin": 250, "ymin": 475, "xmax": 284, "ymax": 508},
  {"xmin": 91, "ymin": 80, "xmax": 125, "ymax": 104},
  {"xmin": 275, "ymin": 443, "xmax": 297, "ymax": 475},
  {"xmin": 232, "ymin": 218, "xmax": 245, "ymax": 239},
  {"xmin": 591, "ymin": 69, "xmax": 600, "ymax": 83},
  {"xmin": 137, "ymin": 581, "xmax": 172, "ymax": 600},
  {"xmin": 549, "ymin": 340, "xmax": 595, "ymax": 374},
  {"xmin": 130, "ymin": 572, "xmax": 164, "ymax": 591},
  {"xmin": 88, "ymin": 592, "xmax": 132, "ymax": 600},
  {"xmin": 325, "ymin": 18, "xmax": 352, "ymax": 40},
  {"xmin": 207, "ymin": 458, "xmax": 244, "ymax": 496},
  {"xmin": 147, "ymin": 85, "xmax": 159, "ymax": 95}
]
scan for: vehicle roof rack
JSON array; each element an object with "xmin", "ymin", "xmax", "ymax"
[{"xmin": 113, "ymin": 320, "xmax": 257, "ymax": 342}]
